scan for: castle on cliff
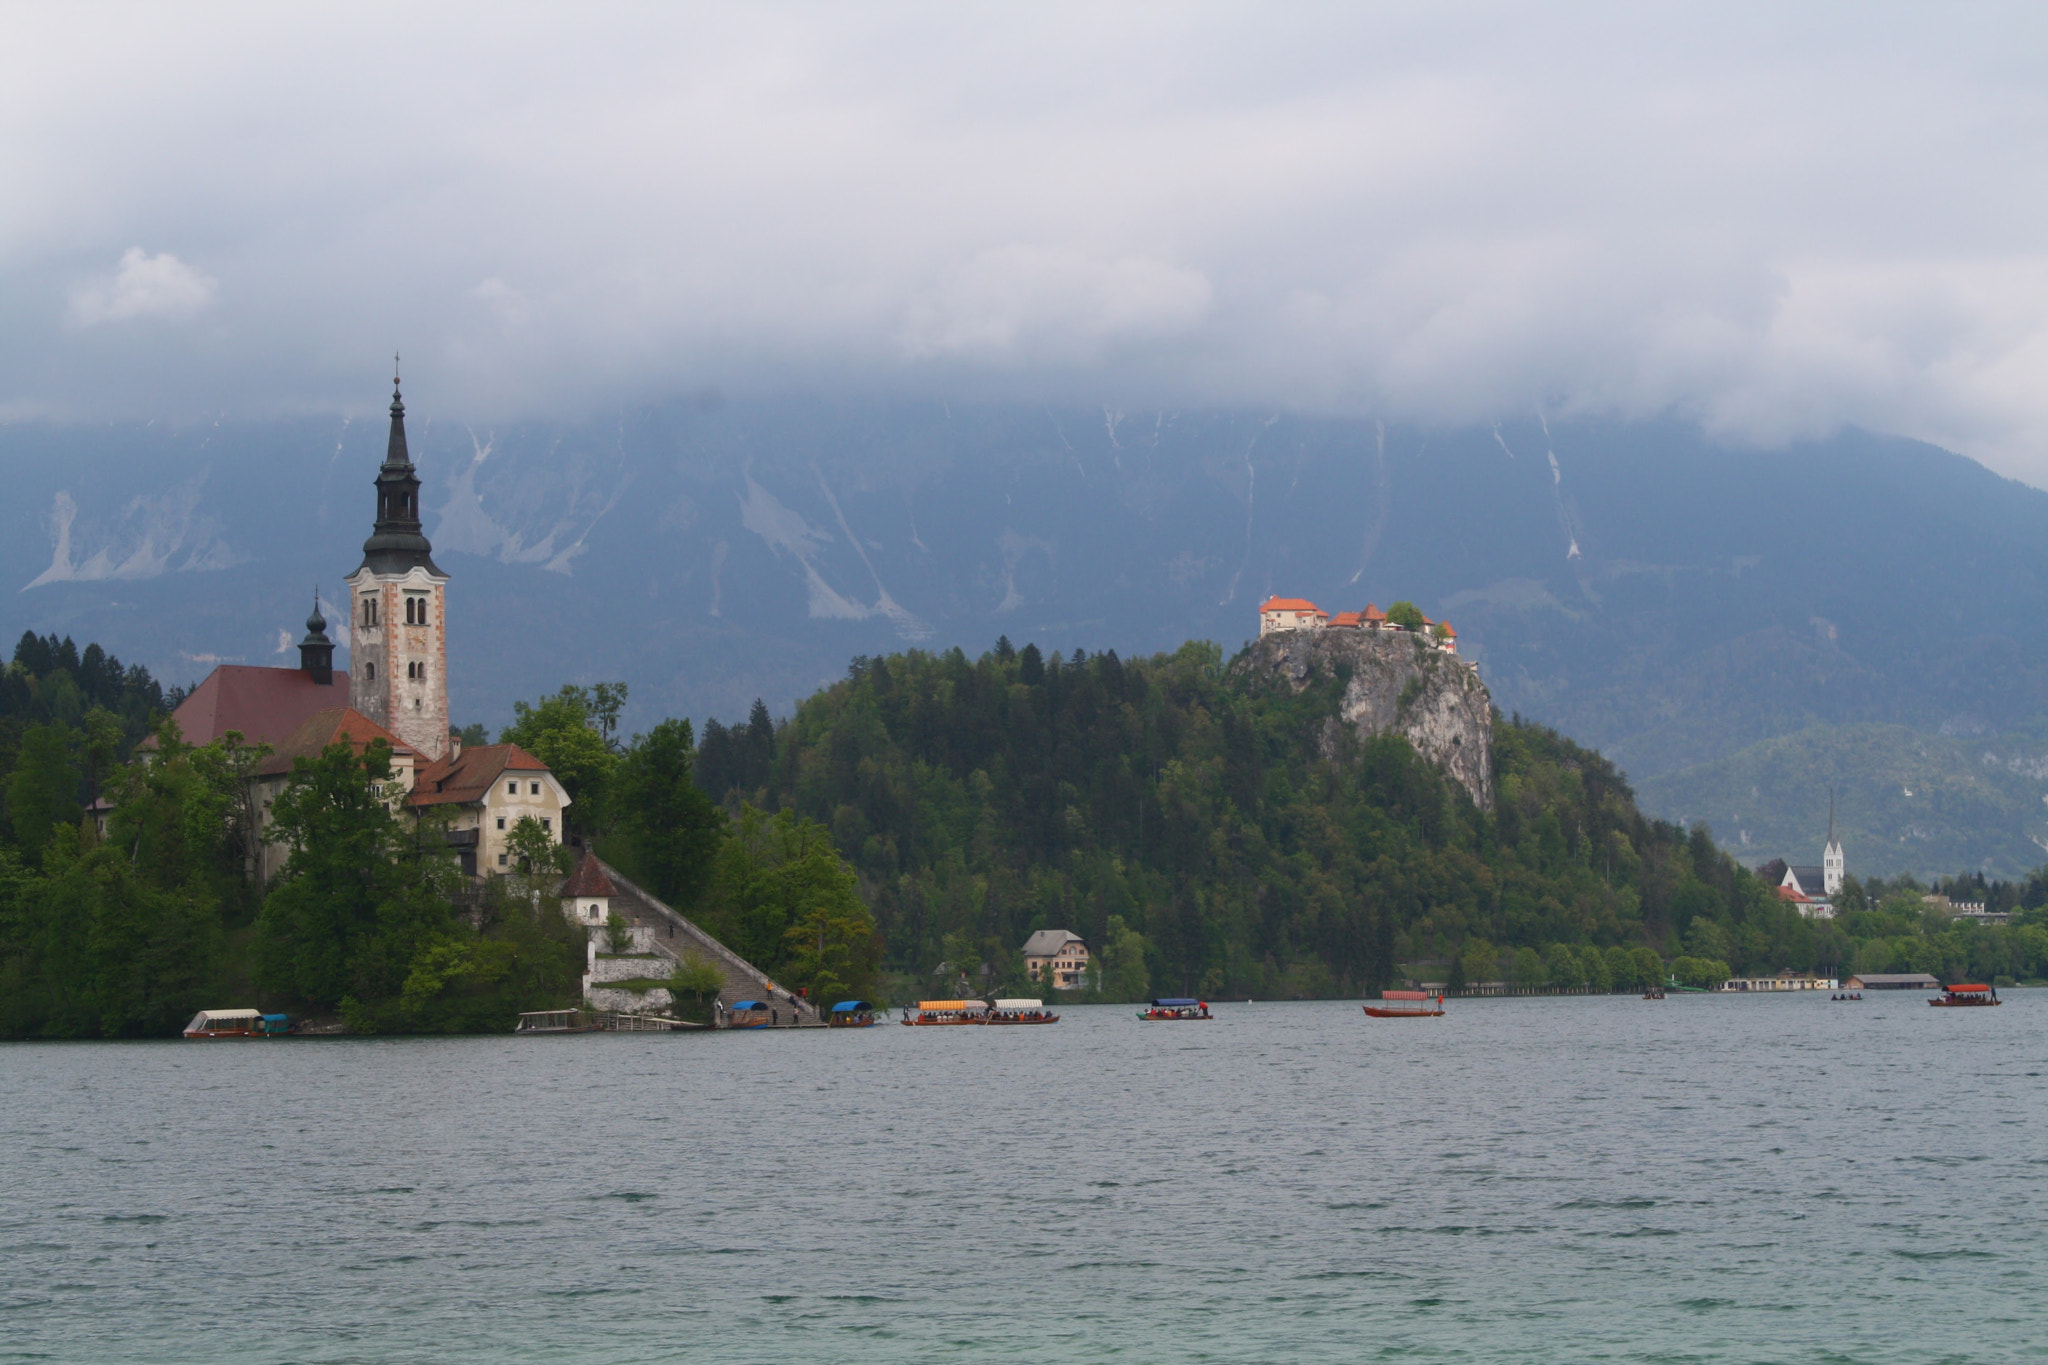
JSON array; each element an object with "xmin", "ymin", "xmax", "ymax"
[{"xmin": 1257, "ymin": 596, "xmax": 1459, "ymax": 653}]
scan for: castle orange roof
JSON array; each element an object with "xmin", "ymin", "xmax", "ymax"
[
  {"xmin": 1362, "ymin": 604, "xmax": 1386, "ymax": 621},
  {"xmin": 1329, "ymin": 611, "xmax": 1363, "ymax": 628},
  {"xmin": 1258, "ymin": 597, "xmax": 1321, "ymax": 613},
  {"xmin": 1438, "ymin": 621, "xmax": 1456, "ymax": 636}
]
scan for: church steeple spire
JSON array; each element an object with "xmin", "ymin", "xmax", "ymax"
[{"xmin": 357, "ymin": 356, "xmax": 442, "ymax": 576}]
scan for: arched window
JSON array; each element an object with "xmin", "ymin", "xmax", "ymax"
[{"xmin": 365, "ymin": 663, "xmax": 375, "ymax": 681}]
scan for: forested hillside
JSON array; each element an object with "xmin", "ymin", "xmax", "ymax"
[{"xmin": 698, "ymin": 639, "xmax": 2048, "ymax": 997}]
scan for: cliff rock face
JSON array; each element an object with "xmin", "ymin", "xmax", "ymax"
[{"xmin": 1234, "ymin": 630, "xmax": 1495, "ymax": 809}]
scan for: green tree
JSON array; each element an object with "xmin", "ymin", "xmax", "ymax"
[
  {"xmin": 611, "ymin": 718, "xmax": 726, "ymax": 907},
  {"xmin": 1097, "ymin": 915, "xmax": 1150, "ymax": 1002},
  {"xmin": 257, "ymin": 739, "xmax": 461, "ymax": 1011},
  {"xmin": 501, "ymin": 687, "xmax": 616, "ymax": 833},
  {"xmin": 665, "ymin": 952, "xmax": 725, "ymax": 1022},
  {"xmin": 8, "ymin": 723, "xmax": 79, "ymax": 863},
  {"xmin": 1510, "ymin": 946, "xmax": 1547, "ymax": 987},
  {"xmin": 701, "ymin": 806, "xmax": 863, "ymax": 977},
  {"xmin": 781, "ymin": 893, "xmax": 880, "ymax": 1007},
  {"xmin": 1385, "ymin": 600, "xmax": 1426, "ymax": 630}
]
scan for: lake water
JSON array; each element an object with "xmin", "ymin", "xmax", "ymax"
[{"xmin": 4, "ymin": 993, "xmax": 2044, "ymax": 1364}]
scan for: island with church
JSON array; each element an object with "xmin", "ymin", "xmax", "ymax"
[{"xmin": 6, "ymin": 379, "xmax": 2046, "ymax": 1040}]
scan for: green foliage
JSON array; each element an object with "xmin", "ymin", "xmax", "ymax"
[
  {"xmin": 1670, "ymin": 955, "xmax": 1732, "ymax": 989},
  {"xmin": 704, "ymin": 639, "xmax": 1823, "ymax": 997},
  {"xmin": 698, "ymin": 805, "xmax": 876, "ymax": 999},
  {"xmin": 1385, "ymin": 601, "xmax": 1426, "ymax": 630},
  {"xmin": 1096, "ymin": 914, "xmax": 1150, "ymax": 1002},
  {"xmin": 604, "ymin": 911, "xmax": 634, "ymax": 955},
  {"xmin": 9, "ymin": 724, "xmax": 81, "ymax": 862},
  {"xmin": 256, "ymin": 739, "xmax": 461, "ymax": 1008},
  {"xmin": 501, "ymin": 686, "xmax": 618, "ymax": 832},
  {"xmin": 609, "ymin": 717, "xmax": 726, "ymax": 906},
  {"xmin": 665, "ymin": 953, "xmax": 725, "ymax": 1022}
]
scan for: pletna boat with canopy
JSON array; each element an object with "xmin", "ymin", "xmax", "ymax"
[
  {"xmin": 1364, "ymin": 990, "xmax": 1445, "ymax": 1018},
  {"xmin": 1929, "ymin": 983, "xmax": 2001, "ymax": 1007},
  {"xmin": 828, "ymin": 1000, "xmax": 879, "ymax": 1027},
  {"xmin": 1136, "ymin": 998, "xmax": 1211, "ymax": 1021},
  {"xmin": 987, "ymin": 997, "xmax": 1059, "ymax": 1024},
  {"xmin": 726, "ymin": 1000, "xmax": 774, "ymax": 1029},
  {"xmin": 182, "ymin": 1009, "xmax": 289, "ymax": 1038},
  {"xmin": 900, "ymin": 999, "xmax": 990, "ymax": 1025}
]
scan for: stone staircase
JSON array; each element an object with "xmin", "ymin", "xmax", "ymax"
[{"xmin": 595, "ymin": 859, "xmax": 822, "ymax": 1027}]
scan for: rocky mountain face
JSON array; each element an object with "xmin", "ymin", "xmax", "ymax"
[
  {"xmin": 8, "ymin": 400, "xmax": 2048, "ymax": 872},
  {"xmin": 1233, "ymin": 629, "xmax": 1494, "ymax": 810}
]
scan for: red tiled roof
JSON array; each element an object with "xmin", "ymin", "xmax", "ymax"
[
  {"xmin": 1775, "ymin": 885, "xmax": 1812, "ymax": 903},
  {"xmin": 1362, "ymin": 604, "xmax": 1386, "ymax": 621},
  {"xmin": 560, "ymin": 850, "xmax": 616, "ymax": 899},
  {"xmin": 1258, "ymin": 597, "xmax": 1320, "ymax": 613},
  {"xmin": 159, "ymin": 665, "xmax": 346, "ymax": 749},
  {"xmin": 251, "ymin": 708, "xmax": 412, "ymax": 777},
  {"xmin": 1328, "ymin": 611, "xmax": 1362, "ymax": 627},
  {"xmin": 408, "ymin": 743, "xmax": 554, "ymax": 808},
  {"xmin": 1438, "ymin": 621, "xmax": 1456, "ymax": 637}
]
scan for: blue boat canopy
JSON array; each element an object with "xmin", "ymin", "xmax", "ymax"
[
  {"xmin": 831, "ymin": 1000, "xmax": 873, "ymax": 1012},
  {"xmin": 731, "ymin": 1000, "xmax": 767, "ymax": 1010},
  {"xmin": 262, "ymin": 1014, "xmax": 288, "ymax": 1022},
  {"xmin": 1151, "ymin": 998, "xmax": 1201, "ymax": 1007}
]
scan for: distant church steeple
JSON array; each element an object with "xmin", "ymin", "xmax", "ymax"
[
  {"xmin": 1823, "ymin": 788, "xmax": 1845, "ymax": 896},
  {"xmin": 298, "ymin": 590, "xmax": 334, "ymax": 685},
  {"xmin": 357, "ymin": 356, "xmax": 443, "ymax": 577},
  {"xmin": 346, "ymin": 359, "xmax": 451, "ymax": 760}
]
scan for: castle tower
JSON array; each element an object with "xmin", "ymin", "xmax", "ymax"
[
  {"xmin": 346, "ymin": 366, "xmax": 450, "ymax": 760},
  {"xmin": 1823, "ymin": 789, "xmax": 1844, "ymax": 896}
]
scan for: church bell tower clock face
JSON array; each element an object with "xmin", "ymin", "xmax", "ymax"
[{"xmin": 346, "ymin": 368, "xmax": 450, "ymax": 761}]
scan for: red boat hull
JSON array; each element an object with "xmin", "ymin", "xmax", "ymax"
[{"xmin": 1363, "ymin": 1006, "xmax": 1444, "ymax": 1017}]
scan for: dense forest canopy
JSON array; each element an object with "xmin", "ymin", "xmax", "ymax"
[
  {"xmin": 695, "ymin": 638, "xmax": 2048, "ymax": 998},
  {"xmin": 3, "ymin": 627, "xmax": 2048, "ymax": 1038}
]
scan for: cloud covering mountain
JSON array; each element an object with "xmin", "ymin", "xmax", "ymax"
[{"xmin": 7, "ymin": 4, "xmax": 2048, "ymax": 480}]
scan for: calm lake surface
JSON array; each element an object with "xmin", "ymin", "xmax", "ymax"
[{"xmin": 4, "ymin": 993, "xmax": 2044, "ymax": 1364}]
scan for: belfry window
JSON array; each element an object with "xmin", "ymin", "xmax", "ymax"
[{"xmin": 362, "ymin": 598, "xmax": 378, "ymax": 627}]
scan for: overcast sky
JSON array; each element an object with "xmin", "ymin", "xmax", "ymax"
[{"xmin": 7, "ymin": 3, "xmax": 2048, "ymax": 478}]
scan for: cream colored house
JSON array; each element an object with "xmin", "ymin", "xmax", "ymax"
[
  {"xmin": 1022, "ymin": 929, "xmax": 1091, "ymax": 989},
  {"xmin": 408, "ymin": 742, "xmax": 571, "ymax": 878}
]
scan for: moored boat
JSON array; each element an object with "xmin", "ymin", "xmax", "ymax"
[
  {"xmin": 900, "ymin": 999, "xmax": 990, "ymax": 1025},
  {"xmin": 828, "ymin": 1000, "xmax": 879, "ymax": 1027},
  {"xmin": 986, "ymin": 997, "xmax": 1059, "ymax": 1024},
  {"xmin": 182, "ymin": 1009, "xmax": 289, "ymax": 1038},
  {"xmin": 1136, "ymin": 997, "xmax": 1211, "ymax": 1021},
  {"xmin": 1929, "ymin": 983, "xmax": 2001, "ymax": 1007},
  {"xmin": 1363, "ymin": 990, "xmax": 1445, "ymax": 1018},
  {"xmin": 726, "ymin": 999, "xmax": 775, "ymax": 1029}
]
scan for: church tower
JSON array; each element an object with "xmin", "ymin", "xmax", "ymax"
[
  {"xmin": 346, "ymin": 366, "xmax": 450, "ymax": 761},
  {"xmin": 1823, "ymin": 789, "xmax": 1845, "ymax": 896}
]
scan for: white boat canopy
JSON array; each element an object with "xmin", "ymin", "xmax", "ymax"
[
  {"xmin": 186, "ymin": 1009, "xmax": 262, "ymax": 1028},
  {"xmin": 991, "ymin": 998, "xmax": 1044, "ymax": 1011}
]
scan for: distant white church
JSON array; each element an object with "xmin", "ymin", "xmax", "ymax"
[{"xmin": 1755, "ymin": 796, "xmax": 1844, "ymax": 919}]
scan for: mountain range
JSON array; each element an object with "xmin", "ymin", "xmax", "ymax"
[{"xmin": 6, "ymin": 399, "xmax": 2047, "ymax": 877}]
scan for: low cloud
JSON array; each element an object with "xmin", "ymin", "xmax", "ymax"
[
  {"xmin": 67, "ymin": 248, "xmax": 217, "ymax": 327},
  {"xmin": 7, "ymin": 6, "xmax": 2048, "ymax": 480}
]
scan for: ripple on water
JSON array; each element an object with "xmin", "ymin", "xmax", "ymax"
[{"xmin": 2, "ymin": 995, "xmax": 2044, "ymax": 1363}]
